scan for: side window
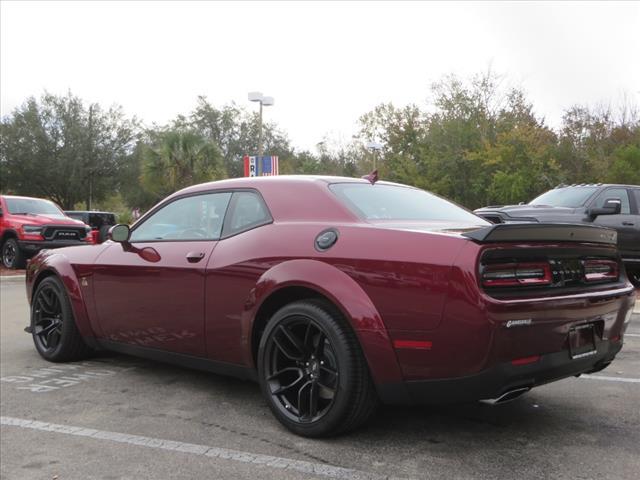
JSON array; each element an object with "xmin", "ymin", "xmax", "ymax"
[
  {"xmin": 592, "ymin": 188, "xmax": 630, "ymax": 214},
  {"xmin": 223, "ymin": 191, "xmax": 271, "ymax": 237},
  {"xmin": 130, "ymin": 192, "xmax": 232, "ymax": 242},
  {"xmin": 633, "ymin": 189, "xmax": 640, "ymax": 214}
]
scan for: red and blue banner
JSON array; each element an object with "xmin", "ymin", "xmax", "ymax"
[{"xmin": 243, "ymin": 155, "xmax": 279, "ymax": 177}]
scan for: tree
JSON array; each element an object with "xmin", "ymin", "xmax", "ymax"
[
  {"xmin": 189, "ymin": 97, "xmax": 295, "ymax": 178},
  {"xmin": 0, "ymin": 92, "xmax": 136, "ymax": 209},
  {"xmin": 556, "ymin": 102, "xmax": 640, "ymax": 184},
  {"xmin": 607, "ymin": 144, "xmax": 640, "ymax": 185},
  {"xmin": 139, "ymin": 129, "xmax": 226, "ymax": 200}
]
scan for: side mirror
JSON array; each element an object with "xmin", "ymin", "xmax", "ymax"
[
  {"xmin": 108, "ymin": 224, "xmax": 131, "ymax": 243},
  {"xmin": 589, "ymin": 198, "xmax": 622, "ymax": 218}
]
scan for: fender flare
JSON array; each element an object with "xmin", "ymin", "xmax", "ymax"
[
  {"xmin": 1, "ymin": 228, "xmax": 19, "ymax": 243},
  {"xmin": 241, "ymin": 259, "xmax": 404, "ymax": 385},
  {"xmin": 29, "ymin": 253, "xmax": 97, "ymax": 342}
]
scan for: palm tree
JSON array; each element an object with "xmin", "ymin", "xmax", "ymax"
[{"xmin": 141, "ymin": 129, "xmax": 226, "ymax": 197}]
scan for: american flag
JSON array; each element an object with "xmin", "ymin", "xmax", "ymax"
[{"xmin": 260, "ymin": 156, "xmax": 279, "ymax": 176}]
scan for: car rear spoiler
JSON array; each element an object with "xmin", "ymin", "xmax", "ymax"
[{"xmin": 462, "ymin": 223, "xmax": 617, "ymax": 245}]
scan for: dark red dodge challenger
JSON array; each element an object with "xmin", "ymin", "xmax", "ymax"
[{"xmin": 25, "ymin": 176, "xmax": 637, "ymax": 437}]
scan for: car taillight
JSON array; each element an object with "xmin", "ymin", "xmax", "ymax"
[
  {"xmin": 583, "ymin": 259, "xmax": 618, "ymax": 282},
  {"xmin": 482, "ymin": 262, "xmax": 552, "ymax": 287}
]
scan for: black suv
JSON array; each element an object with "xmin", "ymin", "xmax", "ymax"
[
  {"xmin": 64, "ymin": 210, "xmax": 116, "ymax": 243},
  {"xmin": 475, "ymin": 184, "xmax": 640, "ymax": 284}
]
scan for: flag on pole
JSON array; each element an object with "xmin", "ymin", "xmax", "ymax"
[
  {"xmin": 243, "ymin": 155, "xmax": 278, "ymax": 176},
  {"xmin": 260, "ymin": 156, "xmax": 279, "ymax": 176},
  {"xmin": 243, "ymin": 155, "xmax": 257, "ymax": 177}
]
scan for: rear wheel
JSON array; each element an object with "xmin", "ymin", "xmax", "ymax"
[
  {"xmin": 2, "ymin": 237, "xmax": 26, "ymax": 269},
  {"xmin": 257, "ymin": 299, "xmax": 377, "ymax": 437},
  {"xmin": 31, "ymin": 276, "xmax": 93, "ymax": 362}
]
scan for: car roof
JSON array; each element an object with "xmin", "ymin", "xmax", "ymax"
[
  {"xmin": 552, "ymin": 183, "xmax": 639, "ymax": 189},
  {"xmin": 174, "ymin": 175, "xmax": 404, "ymax": 196},
  {"xmin": 155, "ymin": 175, "xmax": 412, "ymax": 224},
  {"xmin": 1, "ymin": 194, "xmax": 58, "ymax": 201}
]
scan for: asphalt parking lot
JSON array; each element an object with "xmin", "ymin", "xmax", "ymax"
[{"xmin": 1, "ymin": 277, "xmax": 639, "ymax": 480}]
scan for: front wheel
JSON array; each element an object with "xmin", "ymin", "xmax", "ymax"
[
  {"xmin": 257, "ymin": 299, "xmax": 377, "ymax": 437},
  {"xmin": 2, "ymin": 238, "xmax": 26, "ymax": 269},
  {"xmin": 31, "ymin": 276, "xmax": 93, "ymax": 362}
]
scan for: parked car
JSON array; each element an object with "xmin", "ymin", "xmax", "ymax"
[
  {"xmin": 25, "ymin": 176, "xmax": 636, "ymax": 437},
  {"xmin": 0, "ymin": 195, "xmax": 93, "ymax": 269},
  {"xmin": 474, "ymin": 184, "xmax": 640, "ymax": 285},
  {"xmin": 65, "ymin": 210, "xmax": 117, "ymax": 243}
]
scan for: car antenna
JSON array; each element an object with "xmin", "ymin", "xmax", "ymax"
[{"xmin": 362, "ymin": 169, "xmax": 379, "ymax": 185}]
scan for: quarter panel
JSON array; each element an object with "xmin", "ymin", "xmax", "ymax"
[{"xmin": 204, "ymin": 222, "xmax": 469, "ymax": 385}]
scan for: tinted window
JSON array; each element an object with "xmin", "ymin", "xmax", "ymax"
[
  {"xmin": 634, "ymin": 189, "xmax": 640, "ymax": 212},
  {"xmin": 330, "ymin": 183, "xmax": 488, "ymax": 224},
  {"xmin": 592, "ymin": 188, "xmax": 630, "ymax": 214},
  {"xmin": 5, "ymin": 197, "xmax": 65, "ymax": 217},
  {"xmin": 529, "ymin": 187, "xmax": 599, "ymax": 208},
  {"xmin": 131, "ymin": 193, "xmax": 231, "ymax": 242},
  {"xmin": 224, "ymin": 191, "xmax": 272, "ymax": 236},
  {"xmin": 66, "ymin": 212, "xmax": 89, "ymax": 223},
  {"xmin": 88, "ymin": 213, "xmax": 116, "ymax": 228}
]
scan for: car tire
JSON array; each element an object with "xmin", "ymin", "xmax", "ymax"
[
  {"xmin": 257, "ymin": 299, "xmax": 378, "ymax": 437},
  {"xmin": 2, "ymin": 237, "xmax": 27, "ymax": 269},
  {"xmin": 30, "ymin": 276, "xmax": 93, "ymax": 362}
]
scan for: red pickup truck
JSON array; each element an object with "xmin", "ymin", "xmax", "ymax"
[{"xmin": 0, "ymin": 195, "xmax": 94, "ymax": 269}]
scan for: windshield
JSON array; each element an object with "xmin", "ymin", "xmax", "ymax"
[
  {"xmin": 529, "ymin": 187, "xmax": 599, "ymax": 208},
  {"xmin": 330, "ymin": 183, "xmax": 488, "ymax": 224},
  {"xmin": 5, "ymin": 197, "xmax": 65, "ymax": 217}
]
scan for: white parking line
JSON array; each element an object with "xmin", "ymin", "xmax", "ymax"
[
  {"xmin": 625, "ymin": 333, "xmax": 640, "ymax": 337},
  {"xmin": 580, "ymin": 375, "xmax": 640, "ymax": 384},
  {"xmin": 0, "ymin": 417, "xmax": 398, "ymax": 480}
]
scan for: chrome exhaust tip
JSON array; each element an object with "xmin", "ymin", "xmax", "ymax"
[{"xmin": 480, "ymin": 387, "xmax": 531, "ymax": 405}]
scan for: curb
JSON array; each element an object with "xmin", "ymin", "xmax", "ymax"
[{"xmin": 0, "ymin": 275, "xmax": 26, "ymax": 284}]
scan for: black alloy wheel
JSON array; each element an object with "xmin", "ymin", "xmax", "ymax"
[
  {"xmin": 264, "ymin": 317, "xmax": 340, "ymax": 423},
  {"xmin": 33, "ymin": 282, "xmax": 64, "ymax": 352},
  {"xmin": 2, "ymin": 238, "xmax": 26, "ymax": 269},
  {"xmin": 30, "ymin": 276, "xmax": 92, "ymax": 362},
  {"xmin": 258, "ymin": 300, "xmax": 377, "ymax": 437}
]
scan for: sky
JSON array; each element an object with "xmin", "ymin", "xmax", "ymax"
[{"xmin": 1, "ymin": 1, "xmax": 639, "ymax": 152}]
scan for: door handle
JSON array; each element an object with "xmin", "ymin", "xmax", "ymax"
[
  {"xmin": 622, "ymin": 222, "xmax": 634, "ymax": 226},
  {"xmin": 186, "ymin": 251, "xmax": 206, "ymax": 263}
]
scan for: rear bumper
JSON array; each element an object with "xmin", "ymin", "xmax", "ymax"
[
  {"xmin": 18, "ymin": 240, "xmax": 90, "ymax": 253},
  {"xmin": 377, "ymin": 339, "xmax": 623, "ymax": 405}
]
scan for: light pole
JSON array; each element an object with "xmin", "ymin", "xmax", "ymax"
[
  {"xmin": 366, "ymin": 141, "xmax": 383, "ymax": 170},
  {"xmin": 248, "ymin": 91, "xmax": 274, "ymax": 175}
]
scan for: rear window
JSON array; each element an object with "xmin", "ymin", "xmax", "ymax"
[{"xmin": 329, "ymin": 183, "xmax": 488, "ymax": 224}]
